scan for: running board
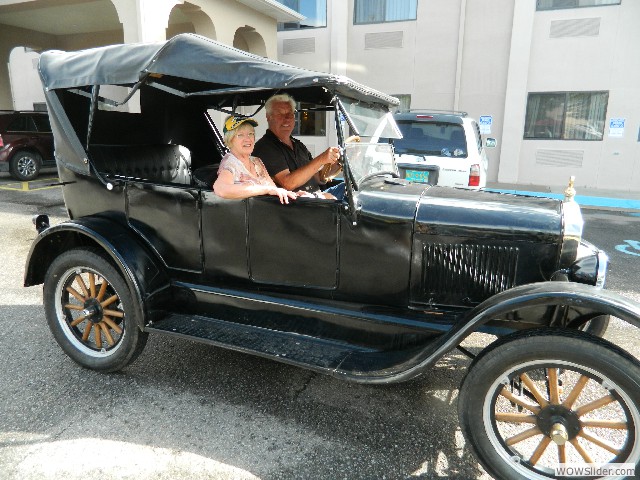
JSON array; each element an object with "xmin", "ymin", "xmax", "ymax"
[{"xmin": 145, "ymin": 313, "xmax": 377, "ymax": 374}]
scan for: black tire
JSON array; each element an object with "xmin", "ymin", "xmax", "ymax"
[
  {"xmin": 43, "ymin": 248, "xmax": 148, "ymax": 372},
  {"xmin": 458, "ymin": 329, "xmax": 640, "ymax": 480},
  {"xmin": 580, "ymin": 314, "xmax": 610, "ymax": 338},
  {"xmin": 9, "ymin": 150, "xmax": 41, "ymax": 181}
]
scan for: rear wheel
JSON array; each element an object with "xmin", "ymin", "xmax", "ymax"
[
  {"xmin": 458, "ymin": 329, "xmax": 640, "ymax": 480},
  {"xmin": 43, "ymin": 248, "xmax": 148, "ymax": 372},
  {"xmin": 10, "ymin": 150, "xmax": 41, "ymax": 181}
]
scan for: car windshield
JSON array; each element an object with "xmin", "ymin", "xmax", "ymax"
[
  {"xmin": 345, "ymin": 142, "xmax": 397, "ymax": 187},
  {"xmin": 384, "ymin": 121, "xmax": 468, "ymax": 158},
  {"xmin": 338, "ymin": 96, "xmax": 401, "ymax": 140}
]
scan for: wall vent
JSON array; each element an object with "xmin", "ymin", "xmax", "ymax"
[
  {"xmin": 550, "ymin": 18, "xmax": 600, "ymax": 38},
  {"xmin": 283, "ymin": 37, "xmax": 315, "ymax": 55},
  {"xmin": 535, "ymin": 149, "xmax": 584, "ymax": 167},
  {"xmin": 365, "ymin": 31, "xmax": 403, "ymax": 49}
]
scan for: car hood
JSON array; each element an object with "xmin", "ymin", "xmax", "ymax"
[{"xmin": 416, "ymin": 186, "xmax": 563, "ymax": 243}]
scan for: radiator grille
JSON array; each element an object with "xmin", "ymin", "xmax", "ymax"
[{"xmin": 423, "ymin": 244, "xmax": 519, "ymax": 303}]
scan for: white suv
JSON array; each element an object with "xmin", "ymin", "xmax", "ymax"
[{"xmin": 384, "ymin": 111, "xmax": 493, "ymax": 189}]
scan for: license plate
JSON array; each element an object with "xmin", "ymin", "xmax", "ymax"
[{"xmin": 405, "ymin": 169, "xmax": 430, "ymax": 183}]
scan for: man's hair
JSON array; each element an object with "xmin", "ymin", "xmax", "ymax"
[{"xmin": 265, "ymin": 93, "xmax": 296, "ymax": 115}]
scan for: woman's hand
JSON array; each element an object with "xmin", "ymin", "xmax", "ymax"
[{"xmin": 269, "ymin": 186, "xmax": 298, "ymax": 204}]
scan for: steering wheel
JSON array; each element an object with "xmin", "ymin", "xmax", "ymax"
[{"xmin": 319, "ymin": 135, "xmax": 360, "ymax": 182}]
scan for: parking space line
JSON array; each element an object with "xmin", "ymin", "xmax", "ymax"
[{"xmin": 0, "ymin": 177, "xmax": 60, "ymax": 191}]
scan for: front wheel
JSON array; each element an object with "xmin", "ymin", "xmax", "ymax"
[
  {"xmin": 43, "ymin": 248, "xmax": 148, "ymax": 372},
  {"xmin": 10, "ymin": 150, "xmax": 41, "ymax": 181},
  {"xmin": 458, "ymin": 329, "xmax": 640, "ymax": 480}
]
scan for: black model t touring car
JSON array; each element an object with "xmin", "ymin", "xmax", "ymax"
[{"xmin": 25, "ymin": 34, "xmax": 640, "ymax": 479}]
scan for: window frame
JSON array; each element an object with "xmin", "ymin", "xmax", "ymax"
[
  {"xmin": 277, "ymin": 0, "xmax": 327, "ymax": 31},
  {"xmin": 523, "ymin": 91, "xmax": 609, "ymax": 141},
  {"xmin": 353, "ymin": 0, "xmax": 418, "ymax": 26},
  {"xmin": 536, "ymin": 0, "xmax": 621, "ymax": 11}
]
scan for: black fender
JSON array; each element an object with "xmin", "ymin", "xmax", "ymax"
[
  {"xmin": 24, "ymin": 217, "xmax": 171, "ymax": 329},
  {"xmin": 340, "ymin": 282, "xmax": 640, "ymax": 384}
]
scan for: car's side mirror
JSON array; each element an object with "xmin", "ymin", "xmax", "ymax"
[{"xmin": 485, "ymin": 138, "xmax": 497, "ymax": 148}]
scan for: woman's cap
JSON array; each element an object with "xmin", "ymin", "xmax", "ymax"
[{"xmin": 224, "ymin": 116, "xmax": 258, "ymax": 133}]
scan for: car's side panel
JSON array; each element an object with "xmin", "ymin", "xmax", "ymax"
[
  {"xmin": 126, "ymin": 183, "xmax": 202, "ymax": 273},
  {"xmin": 247, "ymin": 196, "xmax": 339, "ymax": 289}
]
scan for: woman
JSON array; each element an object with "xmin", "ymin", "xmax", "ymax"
[{"xmin": 213, "ymin": 115, "xmax": 298, "ymax": 204}]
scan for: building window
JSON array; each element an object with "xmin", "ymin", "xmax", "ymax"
[
  {"xmin": 391, "ymin": 94, "xmax": 411, "ymax": 112},
  {"xmin": 536, "ymin": 0, "xmax": 620, "ymax": 11},
  {"xmin": 295, "ymin": 103, "xmax": 325, "ymax": 136},
  {"xmin": 278, "ymin": 0, "xmax": 327, "ymax": 30},
  {"xmin": 524, "ymin": 91, "xmax": 608, "ymax": 140},
  {"xmin": 354, "ymin": 0, "xmax": 417, "ymax": 25}
]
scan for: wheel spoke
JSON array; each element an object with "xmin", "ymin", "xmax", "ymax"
[
  {"xmin": 66, "ymin": 286, "xmax": 85, "ymax": 303},
  {"xmin": 97, "ymin": 281, "xmax": 108, "ymax": 301},
  {"xmin": 520, "ymin": 372, "xmax": 549, "ymax": 408},
  {"xmin": 103, "ymin": 309, "xmax": 124, "ymax": 318},
  {"xmin": 82, "ymin": 322, "xmax": 93, "ymax": 341},
  {"xmin": 547, "ymin": 368, "xmax": 560, "ymax": 404},
  {"xmin": 529, "ymin": 436, "xmax": 552, "ymax": 466},
  {"xmin": 94, "ymin": 323, "xmax": 102, "ymax": 349},
  {"xmin": 89, "ymin": 273, "xmax": 96, "ymax": 298},
  {"xmin": 569, "ymin": 438, "xmax": 594, "ymax": 463},
  {"xmin": 100, "ymin": 294, "xmax": 119, "ymax": 308},
  {"xmin": 505, "ymin": 426, "xmax": 542, "ymax": 446},
  {"xmin": 562, "ymin": 374, "xmax": 589, "ymax": 409},
  {"xmin": 99, "ymin": 323, "xmax": 115, "ymax": 346},
  {"xmin": 69, "ymin": 314, "xmax": 88, "ymax": 327},
  {"xmin": 64, "ymin": 303, "xmax": 84, "ymax": 311},
  {"xmin": 558, "ymin": 444, "xmax": 566, "ymax": 464},
  {"xmin": 499, "ymin": 387, "xmax": 541, "ymax": 414},
  {"xmin": 495, "ymin": 412, "xmax": 537, "ymax": 424},
  {"xmin": 577, "ymin": 430, "xmax": 621, "ymax": 455},
  {"xmin": 102, "ymin": 316, "xmax": 123, "ymax": 334},
  {"xmin": 575, "ymin": 394, "xmax": 615, "ymax": 417},
  {"xmin": 75, "ymin": 274, "xmax": 89, "ymax": 297},
  {"xmin": 580, "ymin": 419, "xmax": 628, "ymax": 429}
]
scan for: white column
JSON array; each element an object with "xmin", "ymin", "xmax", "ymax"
[{"xmin": 497, "ymin": 1, "xmax": 535, "ymax": 184}]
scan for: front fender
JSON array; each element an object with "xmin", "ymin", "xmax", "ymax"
[
  {"xmin": 343, "ymin": 282, "xmax": 640, "ymax": 384},
  {"xmin": 24, "ymin": 217, "xmax": 171, "ymax": 328}
]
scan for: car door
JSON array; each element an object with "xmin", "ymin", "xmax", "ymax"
[{"xmin": 201, "ymin": 193, "xmax": 340, "ymax": 289}]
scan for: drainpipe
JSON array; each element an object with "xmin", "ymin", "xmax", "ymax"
[{"xmin": 453, "ymin": 0, "xmax": 467, "ymax": 111}]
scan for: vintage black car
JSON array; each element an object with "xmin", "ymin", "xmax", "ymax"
[{"xmin": 25, "ymin": 34, "xmax": 640, "ymax": 479}]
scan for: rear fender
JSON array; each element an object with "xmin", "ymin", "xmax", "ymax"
[{"xmin": 24, "ymin": 217, "xmax": 171, "ymax": 329}]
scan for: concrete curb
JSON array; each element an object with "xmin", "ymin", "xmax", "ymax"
[{"xmin": 485, "ymin": 188, "xmax": 640, "ymax": 212}]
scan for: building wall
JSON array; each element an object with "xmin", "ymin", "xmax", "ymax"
[{"xmin": 277, "ymin": 0, "xmax": 639, "ymax": 192}]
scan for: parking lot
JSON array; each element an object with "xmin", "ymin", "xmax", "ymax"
[{"xmin": 1, "ymin": 174, "xmax": 639, "ymax": 480}]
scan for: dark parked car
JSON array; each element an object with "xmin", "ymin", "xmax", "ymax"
[
  {"xmin": 0, "ymin": 110, "xmax": 54, "ymax": 180},
  {"xmin": 25, "ymin": 34, "xmax": 640, "ymax": 480}
]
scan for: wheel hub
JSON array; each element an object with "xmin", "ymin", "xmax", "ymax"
[
  {"xmin": 536, "ymin": 404, "xmax": 581, "ymax": 443},
  {"xmin": 81, "ymin": 297, "xmax": 103, "ymax": 322}
]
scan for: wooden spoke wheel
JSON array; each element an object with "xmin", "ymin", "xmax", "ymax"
[
  {"xmin": 44, "ymin": 248, "xmax": 147, "ymax": 372},
  {"xmin": 459, "ymin": 330, "xmax": 640, "ymax": 480}
]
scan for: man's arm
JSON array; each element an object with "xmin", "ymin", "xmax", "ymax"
[{"xmin": 273, "ymin": 147, "xmax": 338, "ymax": 190}]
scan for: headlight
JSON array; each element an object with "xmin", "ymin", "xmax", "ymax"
[
  {"xmin": 559, "ymin": 200, "xmax": 584, "ymax": 268},
  {"xmin": 568, "ymin": 242, "xmax": 608, "ymax": 288}
]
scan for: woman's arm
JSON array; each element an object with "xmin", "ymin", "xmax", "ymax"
[{"xmin": 213, "ymin": 170, "xmax": 297, "ymax": 204}]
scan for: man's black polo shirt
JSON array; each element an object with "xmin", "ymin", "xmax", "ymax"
[{"xmin": 253, "ymin": 129, "xmax": 320, "ymax": 193}]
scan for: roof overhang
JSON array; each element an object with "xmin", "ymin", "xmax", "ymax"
[{"xmin": 235, "ymin": 0, "xmax": 305, "ymax": 23}]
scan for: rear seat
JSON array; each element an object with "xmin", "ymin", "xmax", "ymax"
[{"xmin": 89, "ymin": 144, "xmax": 192, "ymax": 185}]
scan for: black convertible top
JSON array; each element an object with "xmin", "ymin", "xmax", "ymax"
[{"xmin": 39, "ymin": 33, "xmax": 399, "ymax": 107}]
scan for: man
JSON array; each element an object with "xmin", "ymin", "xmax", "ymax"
[{"xmin": 253, "ymin": 94, "xmax": 343, "ymax": 199}]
